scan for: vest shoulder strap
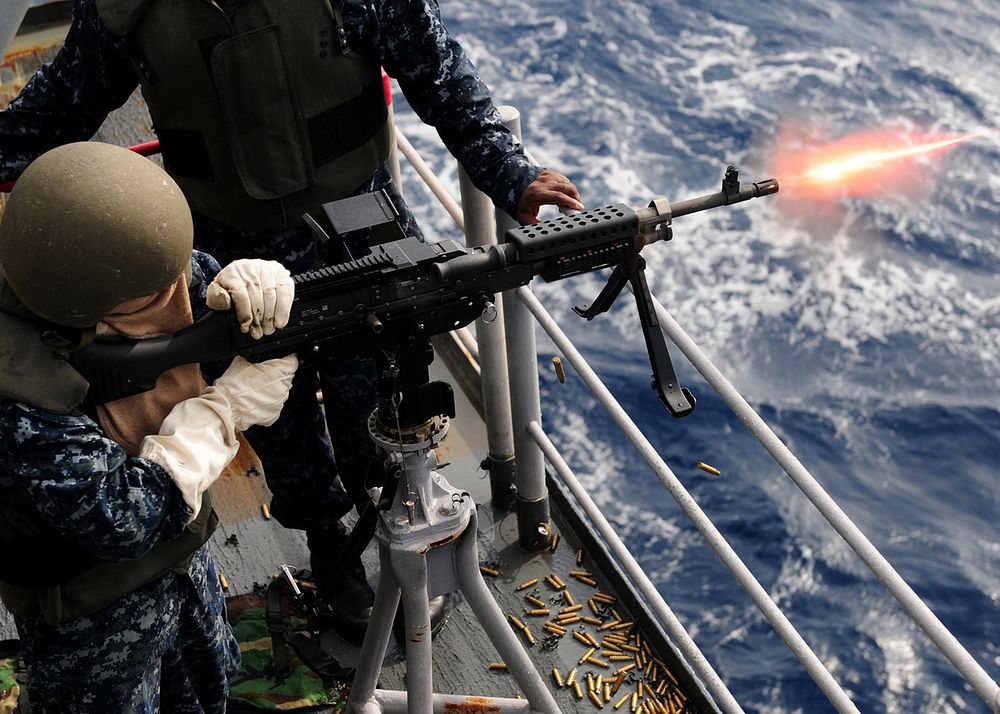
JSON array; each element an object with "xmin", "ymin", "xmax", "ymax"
[{"xmin": 95, "ymin": 0, "xmax": 156, "ymax": 35}]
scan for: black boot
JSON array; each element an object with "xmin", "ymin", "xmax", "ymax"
[
  {"xmin": 307, "ymin": 524, "xmax": 374, "ymax": 645},
  {"xmin": 392, "ymin": 593, "xmax": 453, "ymax": 646}
]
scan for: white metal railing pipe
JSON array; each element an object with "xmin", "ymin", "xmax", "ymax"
[
  {"xmin": 497, "ymin": 107, "xmax": 551, "ymax": 550},
  {"xmin": 527, "ymin": 421, "xmax": 745, "ymax": 714},
  {"xmin": 457, "ymin": 164, "xmax": 517, "ymax": 508},
  {"xmin": 516, "ymin": 285, "xmax": 861, "ymax": 714},
  {"xmin": 0, "ymin": 0, "xmax": 31, "ymax": 60},
  {"xmin": 648, "ymin": 290, "xmax": 1000, "ymax": 713},
  {"xmin": 394, "ymin": 128, "xmax": 465, "ymax": 231}
]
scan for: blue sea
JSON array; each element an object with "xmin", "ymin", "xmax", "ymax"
[{"xmin": 393, "ymin": 1, "xmax": 1000, "ymax": 712}]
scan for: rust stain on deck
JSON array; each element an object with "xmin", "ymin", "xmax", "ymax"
[{"xmin": 211, "ymin": 433, "xmax": 275, "ymax": 525}]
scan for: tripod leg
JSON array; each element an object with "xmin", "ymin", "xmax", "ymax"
[
  {"xmin": 349, "ymin": 542, "xmax": 401, "ymax": 711},
  {"xmin": 395, "ymin": 548, "xmax": 433, "ymax": 713},
  {"xmin": 455, "ymin": 511, "xmax": 560, "ymax": 714}
]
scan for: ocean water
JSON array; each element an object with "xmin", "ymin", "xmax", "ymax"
[{"xmin": 392, "ymin": 1, "xmax": 1000, "ymax": 712}]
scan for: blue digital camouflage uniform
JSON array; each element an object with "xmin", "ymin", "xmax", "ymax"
[
  {"xmin": 0, "ymin": 252, "xmax": 240, "ymax": 713},
  {"xmin": 0, "ymin": 0, "xmax": 540, "ymax": 531}
]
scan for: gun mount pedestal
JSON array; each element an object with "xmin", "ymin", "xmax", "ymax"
[{"xmin": 347, "ymin": 343, "xmax": 558, "ymax": 714}]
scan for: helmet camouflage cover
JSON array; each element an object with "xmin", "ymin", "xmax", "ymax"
[{"xmin": 0, "ymin": 141, "xmax": 193, "ymax": 327}]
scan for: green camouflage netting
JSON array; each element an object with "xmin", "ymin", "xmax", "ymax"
[{"xmin": 226, "ymin": 593, "xmax": 349, "ymax": 713}]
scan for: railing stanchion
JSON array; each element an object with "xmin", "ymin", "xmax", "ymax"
[
  {"xmin": 457, "ymin": 161, "xmax": 517, "ymax": 509},
  {"xmin": 496, "ymin": 106, "xmax": 551, "ymax": 549}
]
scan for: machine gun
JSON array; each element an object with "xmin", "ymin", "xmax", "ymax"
[{"xmin": 61, "ymin": 166, "xmax": 778, "ymax": 419}]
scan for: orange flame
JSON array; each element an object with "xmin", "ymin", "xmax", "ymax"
[{"xmin": 771, "ymin": 125, "xmax": 985, "ymax": 200}]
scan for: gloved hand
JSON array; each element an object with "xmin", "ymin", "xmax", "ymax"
[
  {"xmin": 139, "ymin": 354, "xmax": 298, "ymax": 520},
  {"xmin": 206, "ymin": 259, "xmax": 294, "ymax": 339}
]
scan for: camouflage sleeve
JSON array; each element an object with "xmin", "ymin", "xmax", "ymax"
[
  {"xmin": 0, "ymin": 0, "xmax": 138, "ymax": 182},
  {"xmin": 8, "ymin": 403, "xmax": 192, "ymax": 561},
  {"xmin": 189, "ymin": 250, "xmax": 222, "ymax": 319},
  {"xmin": 343, "ymin": 0, "xmax": 542, "ymax": 218}
]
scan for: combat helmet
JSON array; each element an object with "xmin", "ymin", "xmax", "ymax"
[{"xmin": 0, "ymin": 141, "xmax": 193, "ymax": 328}]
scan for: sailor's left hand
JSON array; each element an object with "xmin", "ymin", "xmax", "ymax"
[
  {"xmin": 207, "ymin": 259, "xmax": 294, "ymax": 339},
  {"xmin": 516, "ymin": 168, "xmax": 584, "ymax": 224}
]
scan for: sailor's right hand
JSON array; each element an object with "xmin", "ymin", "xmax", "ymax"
[
  {"xmin": 207, "ymin": 259, "xmax": 294, "ymax": 339},
  {"xmin": 140, "ymin": 353, "xmax": 298, "ymax": 521},
  {"xmin": 214, "ymin": 354, "xmax": 299, "ymax": 431}
]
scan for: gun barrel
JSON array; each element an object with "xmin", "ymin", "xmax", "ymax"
[{"xmin": 669, "ymin": 177, "xmax": 779, "ymax": 219}]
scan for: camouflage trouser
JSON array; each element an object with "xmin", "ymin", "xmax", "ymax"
[
  {"xmin": 194, "ymin": 166, "xmax": 425, "ymax": 529},
  {"xmin": 17, "ymin": 548, "xmax": 239, "ymax": 714}
]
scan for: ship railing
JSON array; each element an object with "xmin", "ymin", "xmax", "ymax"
[{"xmin": 388, "ymin": 104, "xmax": 1000, "ymax": 714}]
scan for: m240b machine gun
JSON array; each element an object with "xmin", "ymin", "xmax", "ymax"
[{"xmin": 64, "ymin": 167, "xmax": 778, "ymax": 417}]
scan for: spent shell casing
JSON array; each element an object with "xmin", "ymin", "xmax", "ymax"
[
  {"xmin": 549, "ymin": 533, "xmax": 561, "ymax": 551},
  {"xmin": 614, "ymin": 692, "xmax": 631, "ymax": 710},
  {"xmin": 555, "ymin": 615, "xmax": 581, "ymax": 625},
  {"xmin": 577, "ymin": 545, "xmax": 585, "ymax": 565},
  {"xmin": 696, "ymin": 461, "xmax": 721, "ymax": 476},
  {"xmin": 553, "ymin": 356, "xmax": 567, "ymax": 383},
  {"xmin": 566, "ymin": 666, "xmax": 578, "ymax": 685},
  {"xmin": 564, "ymin": 590, "xmax": 576, "ymax": 606},
  {"xmin": 560, "ymin": 604, "xmax": 584, "ymax": 614},
  {"xmin": 218, "ymin": 572, "xmax": 229, "ymax": 591},
  {"xmin": 260, "ymin": 503, "xmax": 271, "ymax": 519},
  {"xmin": 526, "ymin": 608, "xmax": 551, "ymax": 617},
  {"xmin": 579, "ymin": 646, "xmax": 597, "ymax": 664},
  {"xmin": 522, "ymin": 627, "xmax": 536, "ymax": 645},
  {"xmin": 586, "ymin": 656, "xmax": 610, "ymax": 668},
  {"xmin": 574, "ymin": 575, "xmax": 599, "ymax": 587},
  {"xmin": 552, "ymin": 667, "xmax": 564, "ymax": 687},
  {"xmin": 488, "ymin": 662, "xmax": 508, "ymax": 671},
  {"xmin": 526, "ymin": 595, "xmax": 546, "ymax": 608},
  {"xmin": 573, "ymin": 631, "xmax": 593, "ymax": 646},
  {"xmin": 588, "ymin": 690, "xmax": 604, "ymax": 709},
  {"xmin": 573, "ymin": 681, "xmax": 584, "ymax": 701},
  {"xmin": 508, "ymin": 615, "xmax": 527, "ymax": 631},
  {"xmin": 480, "ymin": 565, "xmax": 499, "ymax": 577},
  {"xmin": 543, "ymin": 623, "xmax": 567, "ymax": 636},
  {"xmin": 515, "ymin": 578, "xmax": 539, "ymax": 591},
  {"xmin": 582, "ymin": 615, "xmax": 603, "ymax": 625}
]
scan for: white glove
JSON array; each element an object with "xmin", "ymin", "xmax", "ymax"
[
  {"xmin": 206, "ymin": 259, "xmax": 294, "ymax": 339},
  {"xmin": 139, "ymin": 354, "xmax": 299, "ymax": 520}
]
